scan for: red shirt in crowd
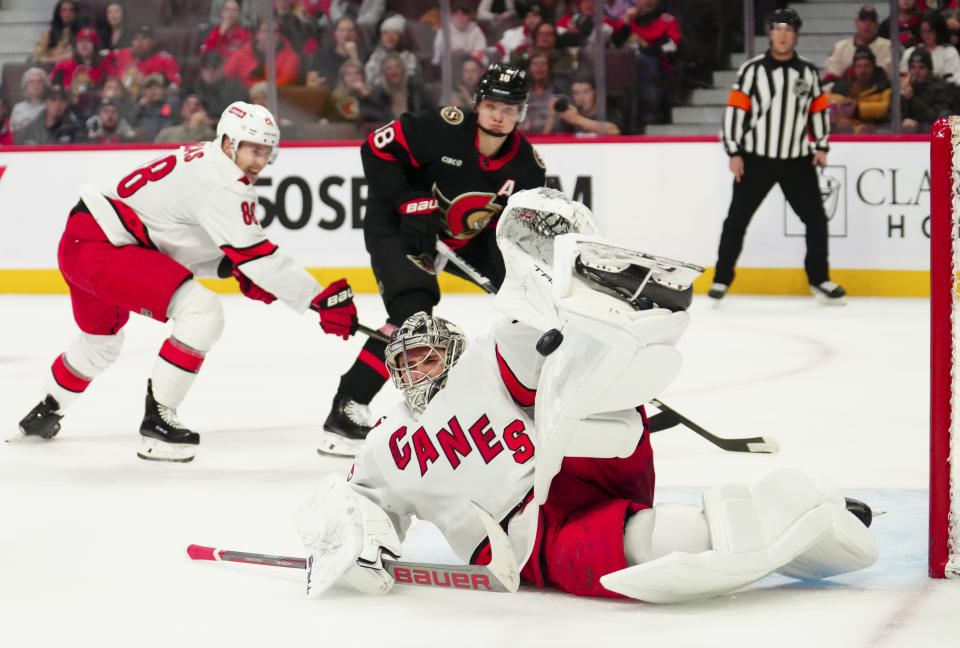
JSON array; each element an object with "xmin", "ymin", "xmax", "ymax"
[
  {"xmin": 50, "ymin": 57, "xmax": 118, "ymax": 94},
  {"xmin": 223, "ymin": 36, "xmax": 301, "ymax": 87},
  {"xmin": 200, "ymin": 25, "xmax": 252, "ymax": 59},
  {"xmin": 110, "ymin": 48, "xmax": 183, "ymax": 89}
]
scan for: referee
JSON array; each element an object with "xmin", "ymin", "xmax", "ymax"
[{"xmin": 710, "ymin": 8, "xmax": 846, "ymax": 304}]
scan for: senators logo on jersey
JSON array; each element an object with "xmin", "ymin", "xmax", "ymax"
[{"xmin": 434, "ymin": 185, "xmax": 502, "ymax": 240}]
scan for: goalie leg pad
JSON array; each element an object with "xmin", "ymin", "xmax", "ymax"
[
  {"xmin": 600, "ymin": 468, "xmax": 835, "ymax": 603},
  {"xmin": 294, "ymin": 474, "xmax": 402, "ymax": 598}
]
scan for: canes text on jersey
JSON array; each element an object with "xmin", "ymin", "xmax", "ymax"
[{"xmin": 389, "ymin": 414, "xmax": 534, "ymax": 476}]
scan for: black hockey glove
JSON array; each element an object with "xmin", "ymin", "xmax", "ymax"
[{"xmin": 401, "ymin": 212, "xmax": 446, "ymax": 253}]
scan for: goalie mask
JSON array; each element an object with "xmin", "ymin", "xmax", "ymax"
[{"xmin": 385, "ymin": 312, "xmax": 466, "ymax": 416}]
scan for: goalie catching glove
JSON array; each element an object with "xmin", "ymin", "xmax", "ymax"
[
  {"xmin": 310, "ymin": 279, "xmax": 358, "ymax": 339},
  {"xmin": 294, "ymin": 474, "xmax": 402, "ymax": 597}
]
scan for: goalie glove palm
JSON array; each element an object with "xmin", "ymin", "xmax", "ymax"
[{"xmin": 311, "ymin": 279, "xmax": 358, "ymax": 339}]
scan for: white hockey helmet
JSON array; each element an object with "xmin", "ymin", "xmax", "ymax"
[
  {"xmin": 385, "ymin": 312, "xmax": 466, "ymax": 416},
  {"xmin": 216, "ymin": 101, "xmax": 281, "ymax": 164}
]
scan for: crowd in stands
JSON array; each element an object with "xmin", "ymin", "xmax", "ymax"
[{"xmin": 2, "ymin": 0, "xmax": 960, "ymax": 146}]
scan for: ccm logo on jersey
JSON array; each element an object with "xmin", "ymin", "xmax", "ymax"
[
  {"xmin": 441, "ymin": 156, "xmax": 462, "ymax": 167},
  {"xmin": 389, "ymin": 414, "xmax": 534, "ymax": 476},
  {"xmin": 402, "ymin": 198, "xmax": 438, "ymax": 214}
]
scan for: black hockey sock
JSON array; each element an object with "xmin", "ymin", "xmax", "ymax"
[{"xmin": 336, "ymin": 337, "xmax": 389, "ymax": 405}]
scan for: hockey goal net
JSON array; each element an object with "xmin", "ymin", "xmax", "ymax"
[{"xmin": 930, "ymin": 116, "xmax": 960, "ymax": 578}]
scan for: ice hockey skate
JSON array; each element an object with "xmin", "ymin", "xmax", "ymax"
[
  {"xmin": 11, "ymin": 395, "xmax": 64, "ymax": 442},
  {"xmin": 137, "ymin": 379, "xmax": 199, "ymax": 462},
  {"xmin": 811, "ymin": 280, "xmax": 846, "ymax": 305},
  {"xmin": 707, "ymin": 282, "xmax": 728, "ymax": 300},
  {"xmin": 318, "ymin": 393, "xmax": 372, "ymax": 457}
]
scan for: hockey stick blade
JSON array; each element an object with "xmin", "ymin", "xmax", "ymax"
[
  {"xmin": 187, "ymin": 503, "xmax": 520, "ymax": 594},
  {"xmin": 648, "ymin": 399, "xmax": 780, "ymax": 454},
  {"xmin": 435, "ymin": 240, "xmax": 497, "ymax": 294}
]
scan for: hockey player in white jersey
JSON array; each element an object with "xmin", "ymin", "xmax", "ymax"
[
  {"xmin": 294, "ymin": 188, "xmax": 877, "ymax": 602},
  {"xmin": 16, "ymin": 101, "xmax": 360, "ymax": 462}
]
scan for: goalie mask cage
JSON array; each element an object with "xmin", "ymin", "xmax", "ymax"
[{"xmin": 930, "ymin": 116, "xmax": 960, "ymax": 578}]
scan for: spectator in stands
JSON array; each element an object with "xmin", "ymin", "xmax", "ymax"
[
  {"xmin": 10, "ymin": 68, "xmax": 49, "ymax": 133},
  {"xmin": 319, "ymin": 60, "xmax": 379, "ymax": 125},
  {"xmin": 557, "ymin": 0, "xmax": 615, "ymax": 47},
  {"xmin": 155, "ymin": 95, "xmax": 217, "ymax": 143},
  {"xmin": 367, "ymin": 52, "xmax": 433, "ymax": 124},
  {"xmin": 825, "ymin": 46, "xmax": 891, "ymax": 134},
  {"xmin": 275, "ymin": 0, "xmax": 321, "ymax": 55},
  {"xmin": 823, "ymin": 5, "xmax": 891, "ymax": 87},
  {"xmin": 478, "ymin": 0, "xmax": 518, "ymax": 24},
  {"xmin": 545, "ymin": 71, "xmax": 622, "ymax": 134},
  {"xmin": 901, "ymin": 47, "xmax": 957, "ymax": 132},
  {"xmin": 522, "ymin": 49, "xmax": 562, "ymax": 134},
  {"xmin": 431, "ymin": 1, "xmax": 488, "ymax": 67},
  {"xmin": 0, "ymin": 97, "xmax": 12, "ymax": 146},
  {"xmin": 85, "ymin": 97, "xmax": 137, "ymax": 143},
  {"xmin": 111, "ymin": 24, "xmax": 183, "ymax": 95},
  {"xmin": 31, "ymin": 1, "xmax": 79, "ymax": 66},
  {"xmin": 101, "ymin": 76, "xmax": 135, "ymax": 120},
  {"xmin": 51, "ymin": 28, "xmax": 116, "ymax": 96},
  {"xmin": 514, "ymin": 21, "xmax": 576, "ymax": 76},
  {"xmin": 128, "ymin": 74, "xmax": 179, "ymax": 141},
  {"xmin": 451, "ymin": 54, "xmax": 486, "ymax": 106},
  {"xmin": 15, "ymin": 85, "xmax": 86, "ymax": 145},
  {"xmin": 224, "ymin": 20, "xmax": 302, "ymax": 88},
  {"xmin": 880, "ymin": 0, "xmax": 921, "ymax": 47},
  {"xmin": 492, "ymin": 3, "xmax": 544, "ymax": 62},
  {"xmin": 97, "ymin": 2, "xmax": 131, "ymax": 52},
  {"xmin": 604, "ymin": 0, "xmax": 639, "ymax": 23},
  {"xmin": 305, "ymin": 17, "xmax": 367, "ymax": 90},
  {"xmin": 614, "ymin": 0, "xmax": 682, "ymax": 115},
  {"xmin": 201, "ymin": 0, "xmax": 253, "ymax": 60},
  {"xmin": 901, "ymin": 10, "xmax": 960, "ymax": 85},
  {"xmin": 949, "ymin": 7, "xmax": 960, "ymax": 47},
  {"xmin": 365, "ymin": 14, "xmax": 421, "ymax": 87},
  {"xmin": 209, "ymin": 0, "xmax": 260, "ymax": 27},
  {"xmin": 188, "ymin": 51, "xmax": 247, "ymax": 119},
  {"xmin": 326, "ymin": 0, "xmax": 387, "ymax": 30}
]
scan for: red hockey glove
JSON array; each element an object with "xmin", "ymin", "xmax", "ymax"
[
  {"xmin": 311, "ymin": 279, "xmax": 358, "ymax": 340},
  {"xmin": 232, "ymin": 267, "xmax": 277, "ymax": 304}
]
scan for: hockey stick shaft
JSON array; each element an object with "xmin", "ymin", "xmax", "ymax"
[
  {"xmin": 186, "ymin": 545, "xmax": 512, "ymax": 592},
  {"xmin": 435, "ymin": 240, "xmax": 497, "ymax": 294},
  {"xmin": 648, "ymin": 399, "xmax": 779, "ymax": 454},
  {"xmin": 357, "ymin": 322, "xmax": 390, "ymax": 344}
]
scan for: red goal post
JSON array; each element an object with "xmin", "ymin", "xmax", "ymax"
[{"xmin": 930, "ymin": 117, "xmax": 960, "ymax": 578}]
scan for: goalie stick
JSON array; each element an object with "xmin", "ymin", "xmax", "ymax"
[
  {"xmin": 648, "ymin": 399, "xmax": 780, "ymax": 454},
  {"xmin": 187, "ymin": 501, "xmax": 520, "ymax": 594}
]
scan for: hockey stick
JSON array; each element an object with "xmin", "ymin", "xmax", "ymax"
[
  {"xmin": 357, "ymin": 322, "xmax": 390, "ymax": 344},
  {"xmin": 187, "ymin": 502, "xmax": 520, "ymax": 594},
  {"xmin": 648, "ymin": 399, "xmax": 780, "ymax": 454},
  {"xmin": 435, "ymin": 240, "xmax": 497, "ymax": 294}
]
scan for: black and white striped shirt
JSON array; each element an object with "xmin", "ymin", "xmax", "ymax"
[{"xmin": 721, "ymin": 51, "xmax": 830, "ymax": 159}]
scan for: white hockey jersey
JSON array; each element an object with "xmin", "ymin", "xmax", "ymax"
[
  {"xmin": 78, "ymin": 140, "xmax": 321, "ymax": 312},
  {"xmin": 348, "ymin": 319, "xmax": 549, "ymax": 567}
]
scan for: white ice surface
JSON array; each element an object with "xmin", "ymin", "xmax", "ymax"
[{"xmin": 1, "ymin": 293, "xmax": 958, "ymax": 647}]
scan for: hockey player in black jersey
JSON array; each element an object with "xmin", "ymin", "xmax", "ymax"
[{"xmin": 319, "ymin": 63, "xmax": 547, "ymax": 456}]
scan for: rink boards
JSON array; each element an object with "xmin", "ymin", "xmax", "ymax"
[{"xmin": 0, "ymin": 135, "xmax": 932, "ymax": 296}]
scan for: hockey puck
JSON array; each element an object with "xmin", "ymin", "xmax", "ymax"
[{"xmin": 536, "ymin": 329, "xmax": 563, "ymax": 356}]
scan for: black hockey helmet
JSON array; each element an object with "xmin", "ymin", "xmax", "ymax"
[
  {"xmin": 768, "ymin": 8, "xmax": 802, "ymax": 33},
  {"xmin": 474, "ymin": 63, "xmax": 529, "ymax": 108}
]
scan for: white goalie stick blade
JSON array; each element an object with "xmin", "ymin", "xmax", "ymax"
[{"xmin": 187, "ymin": 503, "xmax": 520, "ymax": 594}]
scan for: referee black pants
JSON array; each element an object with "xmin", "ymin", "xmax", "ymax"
[{"xmin": 714, "ymin": 154, "xmax": 830, "ymax": 287}]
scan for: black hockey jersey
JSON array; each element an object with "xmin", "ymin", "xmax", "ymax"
[{"xmin": 360, "ymin": 106, "xmax": 547, "ymax": 249}]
